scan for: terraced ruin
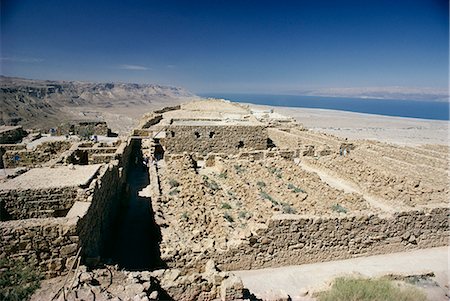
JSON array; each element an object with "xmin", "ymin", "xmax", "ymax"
[{"xmin": 0, "ymin": 99, "xmax": 448, "ymax": 300}]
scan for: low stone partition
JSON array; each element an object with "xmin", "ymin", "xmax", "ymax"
[
  {"xmin": 213, "ymin": 207, "xmax": 449, "ymax": 271},
  {"xmin": 0, "ymin": 217, "xmax": 79, "ymax": 278},
  {"xmin": 3, "ymin": 150, "xmax": 52, "ymax": 168},
  {"xmin": 0, "ymin": 187, "xmax": 79, "ymax": 220},
  {"xmin": 2, "ymin": 140, "xmax": 72, "ymax": 168},
  {"xmin": 268, "ymin": 128, "xmax": 301, "ymax": 149}
]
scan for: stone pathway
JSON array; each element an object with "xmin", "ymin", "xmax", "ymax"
[{"xmin": 234, "ymin": 246, "xmax": 449, "ymax": 300}]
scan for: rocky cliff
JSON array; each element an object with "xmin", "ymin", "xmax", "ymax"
[{"xmin": 0, "ymin": 76, "xmax": 194, "ymax": 128}]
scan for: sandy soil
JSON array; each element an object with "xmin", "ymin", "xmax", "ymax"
[
  {"xmin": 62, "ymin": 100, "xmax": 449, "ymax": 147},
  {"xmin": 248, "ymin": 104, "xmax": 449, "ymax": 146}
]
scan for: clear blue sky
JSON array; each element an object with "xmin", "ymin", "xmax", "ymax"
[{"xmin": 1, "ymin": 0, "xmax": 448, "ymax": 93}]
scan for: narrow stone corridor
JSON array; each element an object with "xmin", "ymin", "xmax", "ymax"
[{"xmin": 110, "ymin": 146, "xmax": 164, "ymax": 271}]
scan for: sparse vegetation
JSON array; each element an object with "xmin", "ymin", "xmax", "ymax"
[
  {"xmin": 224, "ymin": 212, "xmax": 234, "ymax": 222},
  {"xmin": 288, "ymin": 183, "xmax": 306, "ymax": 193},
  {"xmin": 181, "ymin": 212, "xmax": 189, "ymax": 221},
  {"xmin": 259, "ymin": 190, "xmax": 279, "ymax": 205},
  {"xmin": 202, "ymin": 176, "xmax": 220, "ymax": 191},
  {"xmin": 256, "ymin": 181, "xmax": 266, "ymax": 188},
  {"xmin": 218, "ymin": 172, "xmax": 228, "ymax": 179},
  {"xmin": 331, "ymin": 203, "xmax": 348, "ymax": 213},
  {"xmin": 234, "ymin": 164, "xmax": 245, "ymax": 173},
  {"xmin": 221, "ymin": 202, "xmax": 232, "ymax": 209},
  {"xmin": 169, "ymin": 188, "xmax": 179, "ymax": 196},
  {"xmin": 207, "ymin": 180, "xmax": 220, "ymax": 191},
  {"xmin": 281, "ymin": 202, "xmax": 297, "ymax": 214},
  {"xmin": 268, "ymin": 166, "xmax": 283, "ymax": 178},
  {"xmin": 169, "ymin": 179, "xmax": 180, "ymax": 188},
  {"xmin": 238, "ymin": 211, "xmax": 248, "ymax": 219},
  {"xmin": 0, "ymin": 258, "xmax": 42, "ymax": 301},
  {"xmin": 227, "ymin": 190, "xmax": 237, "ymax": 199},
  {"xmin": 317, "ymin": 277, "xmax": 427, "ymax": 301}
]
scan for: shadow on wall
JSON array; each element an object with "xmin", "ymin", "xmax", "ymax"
[{"xmin": 108, "ymin": 142, "xmax": 166, "ymax": 271}]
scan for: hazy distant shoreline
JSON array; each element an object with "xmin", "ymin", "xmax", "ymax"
[
  {"xmin": 201, "ymin": 93, "xmax": 449, "ymax": 121},
  {"xmin": 246, "ymin": 102, "xmax": 449, "ymax": 146}
]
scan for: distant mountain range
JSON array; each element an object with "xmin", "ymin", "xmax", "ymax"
[
  {"xmin": 289, "ymin": 86, "xmax": 448, "ymax": 102},
  {"xmin": 0, "ymin": 76, "xmax": 194, "ymax": 127}
]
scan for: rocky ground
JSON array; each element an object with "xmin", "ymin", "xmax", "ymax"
[{"xmin": 31, "ymin": 260, "xmax": 247, "ymax": 301}]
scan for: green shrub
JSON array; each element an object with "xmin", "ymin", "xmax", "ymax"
[
  {"xmin": 318, "ymin": 277, "xmax": 427, "ymax": 301},
  {"xmin": 224, "ymin": 212, "xmax": 234, "ymax": 222},
  {"xmin": 181, "ymin": 212, "xmax": 189, "ymax": 221},
  {"xmin": 259, "ymin": 191, "xmax": 278, "ymax": 205},
  {"xmin": 281, "ymin": 203, "xmax": 297, "ymax": 214},
  {"xmin": 0, "ymin": 258, "xmax": 42, "ymax": 301},
  {"xmin": 256, "ymin": 181, "xmax": 266, "ymax": 188},
  {"xmin": 207, "ymin": 180, "xmax": 220, "ymax": 191},
  {"xmin": 168, "ymin": 188, "xmax": 179, "ymax": 196},
  {"xmin": 218, "ymin": 172, "xmax": 228, "ymax": 179},
  {"xmin": 238, "ymin": 211, "xmax": 248, "ymax": 219},
  {"xmin": 234, "ymin": 164, "xmax": 245, "ymax": 173},
  {"xmin": 227, "ymin": 190, "xmax": 237, "ymax": 199},
  {"xmin": 288, "ymin": 183, "xmax": 306, "ymax": 193},
  {"xmin": 268, "ymin": 166, "xmax": 280, "ymax": 174},
  {"xmin": 221, "ymin": 202, "xmax": 232, "ymax": 209},
  {"xmin": 168, "ymin": 179, "xmax": 179, "ymax": 188},
  {"xmin": 331, "ymin": 203, "xmax": 348, "ymax": 213}
]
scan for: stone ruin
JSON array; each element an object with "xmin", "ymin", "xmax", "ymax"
[
  {"xmin": 0, "ymin": 121, "xmax": 133, "ymax": 278},
  {"xmin": 0, "ymin": 99, "xmax": 448, "ymax": 300}
]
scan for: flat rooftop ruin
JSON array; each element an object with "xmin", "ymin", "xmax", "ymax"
[{"xmin": 0, "ymin": 164, "xmax": 101, "ymax": 190}]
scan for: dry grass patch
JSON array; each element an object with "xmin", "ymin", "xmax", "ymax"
[{"xmin": 318, "ymin": 277, "xmax": 427, "ymax": 301}]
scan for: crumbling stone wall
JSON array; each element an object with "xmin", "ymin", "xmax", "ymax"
[
  {"xmin": 213, "ymin": 207, "xmax": 449, "ymax": 271},
  {"xmin": 0, "ymin": 217, "xmax": 79, "ymax": 278},
  {"xmin": 162, "ymin": 125, "xmax": 268, "ymax": 155},
  {"xmin": 0, "ymin": 187, "xmax": 79, "ymax": 220},
  {"xmin": 0, "ymin": 139, "xmax": 134, "ymax": 277},
  {"xmin": 0, "ymin": 144, "xmax": 27, "ymax": 168},
  {"xmin": 77, "ymin": 140, "xmax": 134, "ymax": 260},
  {"xmin": 2, "ymin": 140, "xmax": 71, "ymax": 168},
  {"xmin": 0, "ymin": 126, "xmax": 26, "ymax": 144},
  {"xmin": 57, "ymin": 121, "xmax": 110, "ymax": 137}
]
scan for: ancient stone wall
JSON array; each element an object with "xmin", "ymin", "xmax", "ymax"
[
  {"xmin": 77, "ymin": 139, "xmax": 134, "ymax": 260},
  {"xmin": 213, "ymin": 207, "xmax": 449, "ymax": 271},
  {"xmin": 0, "ymin": 217, "xmax": 79, "ymax": 278},
  {"xmin": 3, "ymin": 150, "xmax": 51, "ymax": 168},
  {"xmin": 0, "ymin": 144, "xmax": 27, "ymax": 168},
  {"xmin": 162, "ymin": 125, "xmax": 268, "ymax": 155},
  {"xmin": 2, "ymin": 140, "xmax": 71, "ymax": 168},
  {"xmin": 0, "ymin": 187, "xmax": 79, "ymax": 220},
  {"xmin": 0, "ymin": 126, "xmax": 26, "ymax": 144},
  {"xmin": 0, "ymin": 139, "xmax": 134, "ymax": 277},
  {"xmin": 267, "ymin": 128, "xmax": 301, "ymax": 149},
  {"xmin": 57, "ymin": 121, "xmax": 109, "ymax": 137}
]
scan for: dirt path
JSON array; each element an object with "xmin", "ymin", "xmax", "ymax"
[
  {"xmin": 234, "ymin": 246, "xmax": 449, "ymax": 301},
  {"xmin": 299, "ymin": 160, "xmax": 398, "ymax": 213}
]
